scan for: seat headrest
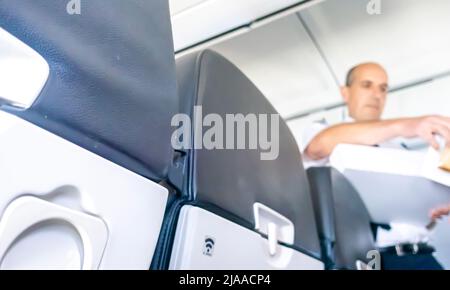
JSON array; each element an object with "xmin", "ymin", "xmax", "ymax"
[
  {"xmin": 174, "ymin": 50, "xmax": 321, "ymax": 256},
  {"xmin": 0, "ymin": 0, "xmax": 178, "ymax": 181}
]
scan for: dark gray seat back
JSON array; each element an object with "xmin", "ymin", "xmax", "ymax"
[
  {"xmin": 0, "ymin": 0, "xmax": 178, "ymax": 181},
  {"xmin": 307, "ymin": 167, "xmax": 376, "ymax": 269},
  {"xmin": 173, "ymin": 49, "xmax": 321, "ymax": 257}
]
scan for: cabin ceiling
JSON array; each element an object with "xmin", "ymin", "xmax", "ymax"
[{"xmin": 170, "ymin": 0, "xmax": 450, "ymax": 120}]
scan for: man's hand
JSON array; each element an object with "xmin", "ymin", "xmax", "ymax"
[
  {"xmin": 402, "ymin": 116, "xmax": 450, "ymax": 150},
  {"xmin": 430, "ymin": 204, "xmax": 450, "ymax": 222},
  {"xmin": 305, "ymin": 115, "xmax": 450, "ymax": 161}
]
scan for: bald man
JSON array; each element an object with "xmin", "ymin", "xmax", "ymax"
[
  {"xmin": 301, "ymin": 63, "xmax": 450, "ymax": 166},
  {"xmin": 300, "ymin": 63, "xmax": 450, "ymax": 269}
]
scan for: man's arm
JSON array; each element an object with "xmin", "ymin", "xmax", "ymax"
[{"xmin": 305, "ymin": 116, "xmax": 450, "ymax": 160}]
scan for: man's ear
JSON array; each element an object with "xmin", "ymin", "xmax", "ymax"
[{"xmin": 341, "ymin": 86, "xmax": 350, "ymax": 103}]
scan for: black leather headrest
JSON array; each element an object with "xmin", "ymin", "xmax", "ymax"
[
  {"xmin": 307, "ymin": 167, "xmax": 376, "ymax": 269},
  {"xmin": 174, "ymin": 49, "xmax": 321, "ymax": 256},
  {"xmin": 0, "ymin": 0, "xmax": 178, "ymax": 181}
]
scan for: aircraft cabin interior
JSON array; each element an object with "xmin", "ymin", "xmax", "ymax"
[{"xmin": 0, "ymin": 0, "xmax": 450, "ymax": 272}]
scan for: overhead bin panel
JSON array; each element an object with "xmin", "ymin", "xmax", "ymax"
[
  {"xmin": 171, "ymin": 0, "xmax": 306, "ymax": 51},
  {"xmin": 169, "ymin": 0, "xmax": 207, "ymax": 15},
  {"xmin": 384, "ymin": 75, "xmax": 450, "ymax": 119},
  {"xmin": 301, "ymin": 0, "xmax": 450, "ymax": 88},
  {"xmin": 212, "ymin": 15, "xmax": 340, "ymax": 118}
]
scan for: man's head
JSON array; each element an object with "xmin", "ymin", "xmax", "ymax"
[{"xmin": 341, "ymin": 62, "xmax": 389, "ymax": 121}]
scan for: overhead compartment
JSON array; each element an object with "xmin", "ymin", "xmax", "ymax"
[
  {"xmin": 300, "ymin": 0, "xmax": 450, "ymax": 88},
  {"xmin": 169, "ymin": 0, "xmax": 207, "ymax": 15},
  {"xmin": 170, "ymin": 0, "xmax": 308, "ymax": 51},
  {"xmin": 212, "ymin": 14, "xmax": 340, "ymax": 118},
  {"xmin": 384, "ymin": 75, "xmax": 450, "ymax": 119}
]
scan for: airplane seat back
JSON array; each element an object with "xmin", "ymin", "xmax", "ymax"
[
  {"xmin": 0, "ymin": 0, "xmax": 179, "ymax": 269},
  {"xmin": 0, "ymin": 0, "xmax": 178, "ymax": 181},
  {"xmin": 307, "ymin": 167, "xmax": 377, "ymax": 270},
  {"xmin": 172, "ymin": 49, "xmax": 321, "ymax": 258}
]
